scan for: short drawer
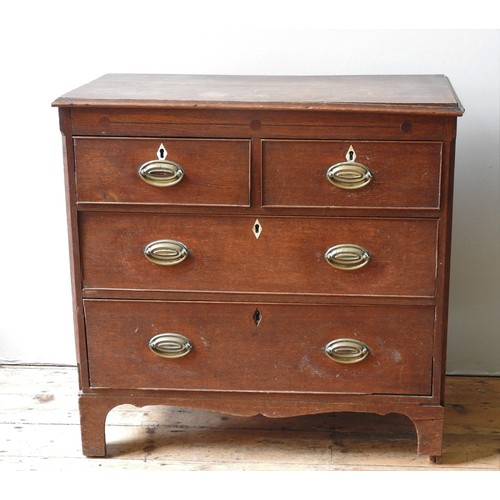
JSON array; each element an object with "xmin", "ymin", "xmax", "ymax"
[
  {"xmin": 84, "ymin": 300, "xmax": 434, "ymax": 395},
  {"xmin": 262, "ymin": 140, "xmax": 442, "ymax": 209},
  {"xmin": 81, "ymin": 213, "xmax": 438, "ymax": 297},
  {"xmin": 74, "ymin": 137, "xmax": 250, "ymax": 206}
]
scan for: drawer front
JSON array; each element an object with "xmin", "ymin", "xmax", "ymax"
[
  {"xmin": 84, "ymin": 300, "xmax": 434, "ymax": 395},
  {"xmin": 262, "ymin": 140, "xmax": 442, "ymax": 209},
  {"xmin": 74, "ymin": 137, "xmax": 250, "ymax": 206},
  {"xmin": 81, "ymin": 213, "xmax": 438, "ymax": 297}
]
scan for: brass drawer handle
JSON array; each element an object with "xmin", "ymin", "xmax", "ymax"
[
  {"xmin": 324, "ymin": 338, "xmax": 370, "ymax": 364},
  {"xmin": 138, "ymin": 160, "xmax": 184, "ymax": 187},
  {"xmin": 149, "ymin": 333, "xmax": 193, "ymax": 359},
  {"xmin": 324, "ymin": 244, "xmax": 371, "ymax": 270},
  {"xmin": 326, "ymin": 162, "xmax": 373, "ymax": 190},
  {"xmin": 144, "ymin": 239, "xmax": 189, "ymax": 266}
]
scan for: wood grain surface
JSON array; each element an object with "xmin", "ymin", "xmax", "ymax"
[
  {"xmin": 75, "ymin": 137, "xmax": 250, "ymax": 206},
  {"xmin": 0, "ymin": 366, "xmax": 497, "ymax": 471},
  {"xmin": 53, "ymin": 74, "xmax": 464, "ymax": 115},
  {"xmin": 262, "ymin": 139, "xmax": 443, "ymax": 209},
  {"xmin": 84, "ymin": 300, "xmax": 435, "ymax": 395},
  {"xmin": 80, "ymin": 213, "xmax": 439, "ymax": 297}
]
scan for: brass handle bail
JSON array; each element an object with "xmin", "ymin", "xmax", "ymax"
[
  {"xmin": 144, "ymin": 239, "xmax": 189, "ymax": 266},
  {"xmin": 324, "ymin": 244, "xmax": 371, "ymax": 270},
  {"xmin": 149, "ymin": 333, "xmax": 193, "ymax": 359},
  {"xmin": 324, "ymin": 338, "xmax": 370, "ymax": 364},
  {"xmin": 139, "ymin": 160, "xmax": 184, "ymax": 187},
  {"xmin": 326, "ymin": 162, "xmax": 373, "ymax": 189}
]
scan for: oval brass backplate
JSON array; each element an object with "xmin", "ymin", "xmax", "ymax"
[
  {"xmin": 144, "ymin": 239, "xmax": 189, "ymax": 266},
  {"xmin": 138, "ymin": 160, "xmax": 184, "ymax": 187},
  {"xmin": 324, "ymin": 244, "xmax": 371, "ymax": 270},
  {"xmin": 148, "ymin": 333, "xmax": 193, "ymax": 359},
  {"xmin": 324, "ymin": 338, "xmax": 370, "ymax": 364},
  {"xmin": 326, "ymin": 161, "xmax": 373, "ymax": 190}
]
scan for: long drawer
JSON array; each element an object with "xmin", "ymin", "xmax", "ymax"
[
  {"xmin": 80, "ymin": 213, "xmax": 438, "ymax": 297},
  {"xmin": 74, "ymin": 137, "xmax": 251, "ymax": 206},
  {"xmin": 262, "ymin": 140, "xmax": 442, "ymax": 209},
  {"xmin": 84, "ymin": 300, "xmax": 435, "ymax": 395}
]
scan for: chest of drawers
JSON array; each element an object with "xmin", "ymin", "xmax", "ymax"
[{"xmin": 53, "ymin": 74, "xmax": 463, "ymax": 461}]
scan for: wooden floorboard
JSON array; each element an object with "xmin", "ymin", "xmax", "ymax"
[{"xmin": 0, "ymin": 365, "xmax": 498, "ymax": 471}]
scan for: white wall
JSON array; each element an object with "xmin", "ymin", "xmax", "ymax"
[{"xmin": 0, "ymin": 2, "xmax": 498, "ymax": 374}]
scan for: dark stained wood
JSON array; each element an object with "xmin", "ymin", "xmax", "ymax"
[
  {"xmin": 262, "ymin": 140, "xmax": 443, "ymax": 209},
  {"xmin": 68, "ymin": 108, "xmax": 450, "ymax": 141},
  {"xmin": 58, "ymin": 109, "xmax": 89, "ymax": 389},
  {"xmin": 80, "ymin": 288, "xmax": 438, "ymax": 306},
  {"xmin": 75, "ymin": 137, "xmax": 250, "ymax": 206},
  {"xmin": 79, "ymin": 394, "xmax": 115, "ymax": 457},
  {"xmin": 80, "ymin": 213, "xmax": 438, "ymax": 297},
  {"xmin": 54, "ymin": 74, "xmax": 463, "ymax": 460},
  {"xmin": 52, "ymin": 74, "xmax": 464, "ymax": 116},
  {"xmin": 77, "ymin": 393, "xmax": 446, "ymax": 459},
  {"xmin": 84, "ymin": 300, "xmax": 435, "ymax": 395},
  {"xmin": 75, "ymin": 203, "xmax": 443, "ymax": 219}
]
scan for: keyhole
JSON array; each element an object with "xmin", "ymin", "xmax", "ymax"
[
  {"xmin": 346, "ymin": 146, "xmax": 356, "ymax": 163},
  {"xmin": 252, "ymin": 219, "xmax": 262, "ymax": 239},
  {"xmin": 253, "ymin": 309, "xmax": 262, "ymax": 326},
  {"xmin": 157, "ymin": 143, "xmax": 168, "ymax": 160}
]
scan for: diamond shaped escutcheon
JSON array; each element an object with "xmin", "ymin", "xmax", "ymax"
[{"xmin": 252, "ymin": 219, "xmax": 262, "ymax": 239}]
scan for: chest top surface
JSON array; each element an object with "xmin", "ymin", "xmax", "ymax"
[{"xmin": 52, "ymin": 74, "xmax": 464, "ymax": 115}]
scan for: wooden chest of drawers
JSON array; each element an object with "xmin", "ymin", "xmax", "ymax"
[{"xmin": 53, "ymin": 74, "xmax": 463, "ymax": 461}]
